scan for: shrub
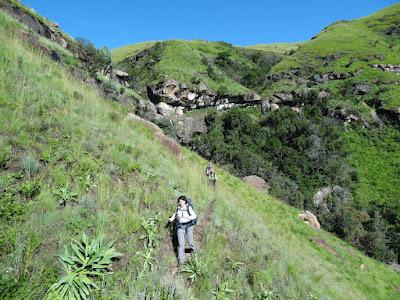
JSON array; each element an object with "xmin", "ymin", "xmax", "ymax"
[
  {"xmin": 19, "ymin": 180, "xmax": 41, "ymax": 198},
  {"xmin": 20, "ymin": 155, "xmax": 40, "ymax": 178},
  {"xmin": 0, "ymin": 192, "xmax": 24, "ymax": 220},
  {"xmin": 46, "ymin": 233, "xmax": 122, "ymax": 300},
  {"xmin": 54, "ymin": 186, "xmax": 78, "ymax": 206}
]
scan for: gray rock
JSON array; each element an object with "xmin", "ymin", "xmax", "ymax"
[
  {"xmin": 271, "ymin": 103, "xmax": 280, "ymax": 111},
  {"xmin": 155, "ymin": 102, "xmax": 174, "ymax": 116},
  {"xmin": 318, "ymin": 90, "xmax": 329, "ymax": 99},
  {"xmin": 243, "ymin": 92, "xmax": 261, "ymax": 102},
  {"xmin": 274, "ymin": 92, "xmax": 293, "ymax": 103},
  {"xmin": 355, "ymin": 84, "xmax": 370, "ymax": 95},
  {"xmin": 173, "ymin": 115, "xmax": 207, "ymax": 144},
  {"xmin": 261, "ymin": 99, "xmax": 271, "ymax": 114}
]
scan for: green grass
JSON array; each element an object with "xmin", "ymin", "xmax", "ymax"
[
  {"xmin": 245, "ymin": 42, "xmax": 303, "ymax": 55},
  {"xmin": 111, "ymin": 41, "xmax": 158, "ymax": 63},
  {"xmin": 1, "ymin": 6, "xmax": 400, "ymax": 300}
]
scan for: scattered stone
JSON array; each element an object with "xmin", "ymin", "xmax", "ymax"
[
  {"xmin": 291, "ymin": 106, "xmax": 302, "ymax": 113},
  {"xmin": 261, "ymin": 99, "xmax": 271, "ymax": 114},
  {"xmin": 273, "ymin": 92, "xmax": 293, "ymax": 103},
  {"xmin": 271, "ymin": 103, "xmax": 280, "ymax": 111},
  {"xmin": 318, "ymin": 90, "xmax": 329, "ymax": 99},
  {"xmin": 354, "ymin": 84, "xmax": 370, "ymax": 95},
  {"xmin": 243, "ymin": 92, "xmax": 261, "ymax": 102}
]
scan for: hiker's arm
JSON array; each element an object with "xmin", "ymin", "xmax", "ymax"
[
  {"xmin": 188, "ymin": 207, "xmax": 197, "ymax": 220},
  {"xmin": 169, "ymin": 213, "xmax": 176, "ymax": 222}
]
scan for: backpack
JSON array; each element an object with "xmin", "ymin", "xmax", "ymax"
[{"xmin": 186, "ymin": 198, "xmax": 197, "ymax": 226}]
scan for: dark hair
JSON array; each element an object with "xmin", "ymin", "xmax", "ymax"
[{"xmin": 177, "ymin": 195, "xmax": 187, "ymax": 203}]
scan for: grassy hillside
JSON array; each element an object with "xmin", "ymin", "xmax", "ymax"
[
  {"xmin": 245, "ymin": 42, "xmax": 303, "ymax": 55},
  {"xmin": 268, "ymin": 4, "xmax": 400, "ymax": 109},
  {"xmin": 1, "ymin": 7, "xmax": 400, "ymax": 300}
]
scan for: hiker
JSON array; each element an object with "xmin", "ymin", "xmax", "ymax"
[
  {"xmin": 205, "ymin": 163, "xmax": 217, "ymax": 186},
  {"xmin": 168, "ymin": 195, "xmax": 197, "ymax": 265}
]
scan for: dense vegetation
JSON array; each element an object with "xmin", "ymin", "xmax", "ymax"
[{"xmin": 1, "ymin": 3, "xmax": 400, "ymax": 300}]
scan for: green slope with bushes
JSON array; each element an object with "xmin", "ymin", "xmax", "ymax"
[
  {"xmin": 189, "ymin": 3, "xmax": 400, "ymax": 264},
  {"xmin": 1, "ymin": 6, "xmax": 400, "ymax": 300},
  {"xmin": 113, "ymin": 39, "xmax": 282, "ymax": 97}
]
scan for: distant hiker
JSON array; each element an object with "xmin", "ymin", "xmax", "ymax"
[
  {"xmin": 205, "ymin": 163, "xmax": 217, "ymax": 186},
  {"xmin": 168, "ymin": 195, "xmax": 197, "ymax": 265}
]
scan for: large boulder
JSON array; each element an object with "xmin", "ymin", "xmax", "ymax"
[
  {"xmin": 242, "ymin": 175, "xmax": 269, "ymax": 192},
  {"xmin": 273, "ymin": 92, "xmax": 293, "ymax": 103},
  {"xmin": 173, "ymin": 115, "xmax": 207, "ymax": 144},
  {"xmin": 298, "ymin": 210, "xmax": 321, "ymax": 230}
]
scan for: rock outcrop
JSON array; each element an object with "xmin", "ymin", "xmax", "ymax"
[
  {"xmin": 147, "ymin": 80, "xmax": 261, "ymax": 110},
  {"xmin": 172, "ymin": 115, "xmax": 208, "ymax": 144}
]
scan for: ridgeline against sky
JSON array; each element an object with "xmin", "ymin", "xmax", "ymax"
[{"xmin": 23, "ymin": 0, "xmax": 398, "ymax": 48}]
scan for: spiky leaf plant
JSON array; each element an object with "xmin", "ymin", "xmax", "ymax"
[
  {"xmin": 46, "ymin": 233, "xmax": 122, "ymax": 299},
  {"xmin": 180, "ymin": 255, "xmax": 210, "ymax": 284}
]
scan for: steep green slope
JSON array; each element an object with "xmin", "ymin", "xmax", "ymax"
[{"xmin": 1, "ymin": 7, "xmax": 400, "ymax": 300}]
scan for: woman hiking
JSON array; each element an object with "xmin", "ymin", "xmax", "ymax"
[{"xmin": 168, "ymin": 195, "xmax": 197, "ymax": 265}]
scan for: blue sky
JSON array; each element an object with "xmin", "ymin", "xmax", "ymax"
[{"xmin": 23, "ymin": 0, "xmax": 398, "ymax": 49}]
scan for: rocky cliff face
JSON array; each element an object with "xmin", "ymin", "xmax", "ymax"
[{"xmin": 148, "ymin": 79, "xmax": 261, "ymax": 113}]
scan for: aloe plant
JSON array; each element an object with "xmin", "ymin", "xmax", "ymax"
[
  {"xmin": 180, "ymin": 255, "xmax": 210, "ymax": 284},
  {"xmin": 212, "ymin": 278, "xmax": 235, "ymax": 300},
  {"xmin": 46, "ymin": 233, "xmax": 122, "ymax": 300}
]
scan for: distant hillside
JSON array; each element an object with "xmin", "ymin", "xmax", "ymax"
[
  {"xmin": 1, "ymin": 2, "xmax": 400, "ymax": 300},
  {"xmin": 245, "ymin": 42, "xmax": 303, "ymax": 55},
  {"xmin": 113, "ymin": 39, "xmax": 283, "ymax": 99}
]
